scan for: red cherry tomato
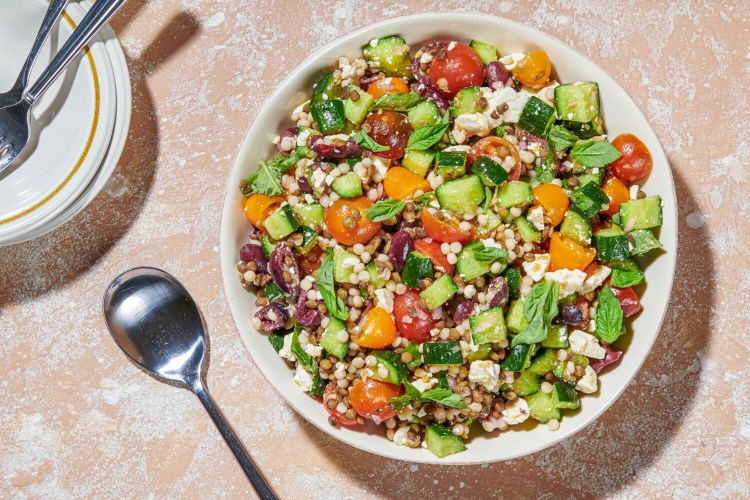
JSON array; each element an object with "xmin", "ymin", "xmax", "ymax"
[
  {"xmin": 608, "ymin": 133, "xmax": 653, "ymax": 183},
  {"xmin": 467, "ymin": 136, "xmax": 521, "ymax": 179},
  {"xmin": 325, "ymin": 197, "xmax": 381, "ymax": 246},
  {"xmin": 348, "ymin": 378, "xmax": 404, "ymax": 421},
  {"xmin": 414, "ymin": 238, "xmax": 454, "ymax": 275},
  {"xmin": 606, "ymin": 280, "xmax": 642, "ymax": 317},
  {"xmin": 323, "ymin": 382, "xmax": 358, "ymax": 426},
  {"xmin": 298, "ymin": 246, "xmax": 324, "ymax": 275},
  {"xmin": 393, "ymin": 289, "xmax": 436, "ymax": 343},
  {"xmin": 363, "ymin": 110, "xmax": 412, "ymax": 160},
  {"xmin": 429, "ymin": 44, "xmax": 485, "ymax": 99},
  {"xmin": 421, "ymin": 208, "xmax": 472, "ymax": 243}
]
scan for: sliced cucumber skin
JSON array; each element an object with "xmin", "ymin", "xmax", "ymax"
[
  {"xmin": 426, "ymin": 423, "xmax": 466, "ymax": 458},
  {"xmin": 466, "ymin": 343, "xmax": 492, "ymax": 362},
  {"xmin": 504, "ymin": 268, "xmax": 521, "ymax": 301},
  {"xmin": 572, "ymin": 182, "xmax": 610, "ymax": 218},
  {"xmin": 560, "ymin": 208, "xmax": 592, "ymax": 246},
  {"xmin": 541, "ymin": 324, "xmax": 569, "ymax": 349},
  {"xmin": 331, "ymin": 172, "xmax": 363, "ymax": 198},
  {"xmin": 552, "ymin": 382, "xmax": 580, "ymax": 409},
  {"xmin": 496, "ymin": 180, "xmax": 533, "ymax": 209},
  {"xmin": 469, "ymin": 40, "xmax": 498, "ymax": 64},
  {"xmin": 554, "ymin": 82, "xmax": 600, "ymax": 123},
  {"xmin": 332, "ymin": 246, "xmax": 358, "ymax": 283},
  {"xmin": 422, "ymin": 341, "xmax": 463, "ymax": 365},
  {"xmin": 310, "ymin": 99, "xmax": 346, "ymax": 134},
  {"xmin": 499, "ymin": 344, "xmax": 534, "ymax": 372},
  {"xmin": 401, "ymin": 251, "xmax": 433, "ymax": 288},
  {"xmin": 526, "ymin": 391, "xmax": 561, "ymax": 423},
  {"xmin": 619, "ymin": 195, "xmax": 663, "ymax": 230},
  {"xmin": 292, "ymin": 203, "xmax": 324, "ymax": 227},
  {"xmin": 436, "ymin": 175, "xmax": 486, "ymax": 213},
  {"xmin": 343, "ymin": 85, "xmax": 374, "ymax": 126},
  {"xmin": 456, "ymin": 240, "xmax": 492, "ymax": 282},
  {"xmin": 369, "ymin": 350, "xmax": 407, "ymax": 385},
  {"xmin": 515, "ymin": 216, "xmax": 542, "ymax": 243},
  {"xmin": 320, "ymin": 318, "xmax": 349, "ymax": 359},
  {"xmin": 513, "ymin": 370, "xmax": 541, "ymax": 397},
  {"xmin": 436, "ymin": 151, "xmax": 467, "ymax": 181},
  {"xmin": 470, "ymin": 307, "xmax": 508, "ymax": 345},
  {"xmin": 593, "ymin": 231, "xmax": 630, "ymax": 260},
  {"xmin": 363, "ymin": 36, "xmax": 412, "ymax": 78},
  {"xmin": 528, "ymin": 349, "xmax": 559, "ymax": 376},
  {"xmin": 408, "ymin": 100, "xmax": 441, "ymax": 128},
  {"xmin": 261, "ymin": 234, "xmax": 277, "ymax": 258},
  {"xmin": 471, "ymin": 156, "xmax": 508, "ymax": 186},
  {"xmin": 419, "ymin": 274, "xmax": 458, "ymax": 310},
  {"xmin": 518, "ymin": 96, "xmax": 555, "ymax": 137},
  {"xmin": 311, "ymin": 72, "xmax": 340, "ymax": 105},
  {"xmin": 264, "ymin": 204, "xmax": 300, "ymax": 240},
  {"xmin": 402, "ymin": 149, "xmax": 434, "ymax": 177},
  {"xmin": 451, "ymin": 86, "xmax": 482, "ymax": 116}
]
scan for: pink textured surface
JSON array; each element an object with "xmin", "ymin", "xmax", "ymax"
[{"xmin": 1, "ymin": 1, "xmax": 748, "ymax": 497}]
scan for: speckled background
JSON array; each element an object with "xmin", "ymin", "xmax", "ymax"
[{"xmin": 1, "ymin": 0, "xmax": 748, "ymax": 498}]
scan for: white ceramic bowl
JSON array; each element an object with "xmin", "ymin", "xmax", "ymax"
[{"xmin": 220, "ymin": 13, "xmax": 677, "ymax": 464}]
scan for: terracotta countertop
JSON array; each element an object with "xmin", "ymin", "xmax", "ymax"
[{"xmin": 1, "ymin": 1, "xmax": 748, "ymax": 497}]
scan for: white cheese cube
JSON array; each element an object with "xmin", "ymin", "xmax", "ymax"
[
  {"xmin": 522, "ymin": 253, "xmax": 550, "ymax": 282},
  {"xmin": 569, "ymin": 329, "xmax": 606, "ymax": 359},
  {"xmin": 576, "ymin": 365, "xmax": 598, "ymax": 394},
  {"xmin": 502, "ymin": 397, "xmax": 530, "ymax": 425}
]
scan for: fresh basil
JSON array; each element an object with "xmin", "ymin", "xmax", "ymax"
[
  {"xmin": 534, "ymin": 166, "xmax": 556, "ymax": 184},
  {"xmin": 512, "ymin": 281, "xmax": 559, "ymax": 346},
  {"xmin": 407, "ymin": 121, "xmax": 449, "ymax": 151},
  {"xmin": 419, "ymin": 388, "xmax": 470, "ymax": 409},
  {"xmin": 242, "ymin": 148, "xmax": 313, "ymax": 196},
  {"xmin": 318, "ymin": 249, "xmax": 348, "ymax": 321},
  {"xmin": 609, "ymin": 260, "xmax": 644, "ymax": 288},
  {"xmin": 268, "ymin": 332, "xmax": 286, "ymax": 353},
  {"xmin": 365, "ymin": 198, "xmax": 406, "ymax": 222},
  {"xmin": 290, "ymin": 323, "xmax": 315, "ymax": 373},
  {"xmin": 570, "ymin": 140, "xmax": 622, "ymax": 168},
  {"xmin": 547, "ymin": 125, "xmax": 578, "ymax": 151},
  {"xmin": 481, "ymin": 187, "xmax": 493, "ymax": 212},
  {"xmin": 629, "ymin": 229, "xmax": 663, "ymax": 256},
  {"xmin": 595, "ymin": 286, "xmax": 624, "ymax": 343},
  {"xmin": 352, "ymin": 129, "xmax": 390, "ymax": 152},
  {"xmin": 373, "ymin": 91, "xmax": 422, "ymax": 111},
  {"xmin": 414, "ymin": 191, "xmax": 435, "ymax": 210},
  {"xmin": 473, "ymin": 246, "xmax": 508, "ymax": 264},
  {"xmin": 263, "ymin": 282, "xmax": 285, "ymax": 303},
  {"xmin": 389, "ymin": 381, "xmax": 421, "ymax": 412}
]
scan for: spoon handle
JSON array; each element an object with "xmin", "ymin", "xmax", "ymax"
[{"xmin": 192, "ymin": 380, "xmax": 278, "ymax": 500}]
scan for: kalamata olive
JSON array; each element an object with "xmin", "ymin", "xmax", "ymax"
[
  {"xmin": 453, "ymin": 300, "xmax": 474, "ymax": 324},
  {"xmin": 389, "ymin": 230, "xmax": 414, "ymax": 273},
  {"xmin": 560, "ymin": 303, "xmax": 585, "ymax": 325},
  {"xmin": 518, "ymin": 130, "xmax": 549, "ymax": 157},
  {"xmin": 270, "ymin": 244, "xmax": 300, "ymax": 298},
  {"xmin": 484, "ymin": 61, "xmax": 511, "ymax": 89},
  {"xmin": 358, "ymin": 70, "xmax": 384, "ymax": 88},
  {"xmin": 590, "ymin": 346, "xmax": 623, "ymax": 373},
  {"xmin": 295, "ymin": 285, "xmax": 323, "ymax": 328},
  {"xmin": 310, "ymin": 135, "xmax": 362, "ymax": 160},
  {"xmin": 297, "ymin": 176, "xmax": 313, "ymax": 195},
  {"xmin": 276, "ymin": 127, "xmax": 299, "ymax": 155},
  {"xmin": 239, "ymin": 243, "xmax": 268, "ymax": 274},
  {"xmin": 255, "ymin": 303, "xmax": 289, "ymax": 331},
  {"xmin": 397, "ymin": 220, "xmax": 416, "ymax": 231},
  {"xmin": 411, "ymin": 43, "xmax": 451, "ymax": 111},
  {"xmin": 487, "ymin": 276, "xmax": 509, "ymax": 308}
]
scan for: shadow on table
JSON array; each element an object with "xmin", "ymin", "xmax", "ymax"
[
  {"xmin": 0, "ymin": 5, "xmax": 200, "ymax": 306},
  {"xmin": 296, "ymin": 166, "xmax": 713, "ymax": 498}
]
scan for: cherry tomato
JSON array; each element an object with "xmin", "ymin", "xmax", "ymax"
[
  {"xmin": 325, "ymin": 197, "xmax": 381, "ymax": 246},
  {"xmin": 367, "ymin": 77, "xmax": 409, "ymax": 99},
  {"xmin": 298, "ymin": 246, "xmax": 324, "ymax": 275},
  {"xmin": 393, "ymin": 289, "xmax": 436, "ymax": 343},
  {"xmin": 323, "ymin": 382, "xmax": 358, "ymax": 426},
  {"xmin": 352, "ymin": 306, "xmax": 397, "ymax": 349},
  {"xmin": 384, "ymin": 167, "xmax": 431, "ymax": 200},
  {"xmin": 601, "ymin": 176, "xmax": 630, "ymax": 217},
  {"xmin": 363, "ymin": 110, "xmax": 412, "ymax": 160},
  {"xmin": 429, "ymin": 44, "xmax": 485, "ymax": 99},
  {"xmin": 532, "ymin": 184, "xmax": 569, "ymax": 227},
  {"xmin": 467, "ymin": 136, "xmax": 521, "ymax": 178},
  {"xmin": 606, "ymin": 280, "xmax": 642, "ymax": 317},
  {"xmin": 348, "ymin": 378, "xmax": 404, "ymax": 421},
  {"xmin": 608, "ymin": 133, "xmax": 653, "ymax": 183},
  {"xmin": 512, "ymin": 50, "xmax": 551, "ymax": 89},
  {"xmin": 421, "ymin": 208, "xmax": 472, "ymax": 243},
  {"xmin": 243, "ymin": 194, "xmax": 284, "ymax": 231},
  {"xmin": 414, "ymin": 238, "xmax": 454, "ymax": 275}
]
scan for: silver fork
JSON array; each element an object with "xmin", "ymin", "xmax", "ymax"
[
  {"xmin": 0, "ymin": 0, "xmax": 129, "ymax": 174},
  {"xmin": 0, "ymin": 0, "xmax": 68, "ymax": 110}
]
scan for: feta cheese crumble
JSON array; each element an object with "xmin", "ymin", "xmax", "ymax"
[
  {"xmin": 526, "ymin": 206, "xmax": 545, "ymax": 231},
  {"xmin": 544, "ymin": 269, "xmax": 588, "ymax": 298},
  {"xmin": 375, "ymin": 288, "xmax": 394, "ymax": 313},
  {"xmin": 522, "ymin": 253, "xmax": 551, "ymax": 282},
  {"xmin": 278, "ymin": 333, "xmax": 296, "ymax": 361},
  {"xmin": 468, "ymin": 360, "xmax": 501, "ymax": 392},
  {"xmin": 502, "ymin": 397, "xmax": 530, "ymax": 425},
  {"xmin": 580, "ymin": 264, "xmax": 612, "ymax": 294},
  {"xmin": 411, "ymin": 375, "xmax": 438, "ymax": 393},
  {"xmin": 576, "ymin": 365, "xmax": 599, "ymax": 394},
  {"xmin": 569, "ymin": 329, "xmax": 606, "ymax": 359},
  {"xmin": 293, "ymin": 364, "xmax": 313, "ymax": 392}
]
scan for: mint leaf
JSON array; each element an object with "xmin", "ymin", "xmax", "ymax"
[
  {"xmin": 352, "ymin": 129, "xmax": 390, "ymax": 152},
  {"xmin": 407, "ymin": 121, "xmax": 449, "ymax": 151},
  {"xmin": 389, "ymin": 381, "xmax": 421, "ymax": 412},
  {"xmin": 373, "ymin": 91, "xmax": 422, "ymax": 111},
  {"xmin": 318, "ymin": 249, "xmax": 348, "ymax": 321},
  {"xmin": 419, "ymin": 388, "xmax": 470, "ymax": 409},
  {"xmin": 547, "ymin": 125, "xmax": 578, "ymax": 151},
  {"xmin": 595, "ymin": 286, "xmax": 623, "ymax": 343},
  {"xmin": 609, "ymin": 260, "xmax": 644, "ymax": 288},
  {"xmin": 570, "ymin": 140, "xmax": 622, "ymax": 167},
  {"xmin": 512, "ymin": 281, "xmax": 559, "ymax": 346},
  {"xmin": 243, "ymin": 148, "xmax": 313, "ymax": 196},
  {"xmin": 473, "ymin": 246, "xmax": 508, "ymax": 264},
  {"xmin": 365, "ymin": 199, "xmax": 405, "ymax": 222}
]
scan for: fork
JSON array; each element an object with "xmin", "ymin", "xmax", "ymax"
[
  {"xmin": 0, "ymin": 0, "xmax": 128, "ymax": 174},
  {"xmin": 0, "ymin": 0, "xmax": 68, "ymax": 110}
]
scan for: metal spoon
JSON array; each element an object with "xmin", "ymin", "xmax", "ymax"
[{"xmin": 102, "ymin": 267, "xmax": 277, "ymax": 499}]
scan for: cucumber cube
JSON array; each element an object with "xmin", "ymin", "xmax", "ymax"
[
  {"xmin": 470, "ymin": 307, "xmax": 507, "ymax": 345},
  {"xmin": 419, "ymin": 274, "xmax": 458, "ymax": 310}
]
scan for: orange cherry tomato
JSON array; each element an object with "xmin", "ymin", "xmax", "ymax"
[
  {"xmin": 383, "ymin": 167, "xmax": 431, "ymax": 200},
  {"xmin": 601, "ymin": 176, "xmax": 630, "ymax": 217},
  {"xmin": 244, "ymin": 194, "xmax": 284, "ymax": 231},
  {"xmin": 414, "ymin": 238, "xmax": 455, "ymax": 275},
  {"xmin": 367, "ymin": 77, "xmax": 409, "ymax": 99},
  {"xmin": 351, "ymin": 306, "xmax": 397, "ymax": 349},
  {"xmin": 325, "ymin": 197, "xmax": 381, "ymax": 246},
  {"xmin": 348, "ymin": 378, "xmax": 404, "ymax": 421},
  {"xmin": 512, "ymin": 50, "xmax": 551, "ymax": 89},
  {"xmin": 429, "ymin": 44, "xmax": 485, "ymax": 99},
  {"xmin": 532, "ymin": 184, "xmax": 569, "ymax": 227},
  {"xmin": 323, "ymin": 382, "xmax": 358, "ymax": 426},
  {"xmin": 608, "ymin": 133, "xmax": 653, "ymax": 183},
  {"xmin": 549, "ymin": 232, "xmax": 596, "ymax": 271},
  {"xmin": 421, "ymin": 208, "xmax": 472, "ymax": 243}
]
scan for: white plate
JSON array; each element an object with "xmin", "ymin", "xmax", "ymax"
[
  {"xmin": 220, "ymin": 14, "xmax": 678, "ymax": 464},
  {"xmin": 0, "ymin": 0, "xmax": 117, "ymax": 242}
]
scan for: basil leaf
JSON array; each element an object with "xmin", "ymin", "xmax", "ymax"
[
  {"xmin": 419, "ymin": 388, "xmax": 470, "ymax": 409},
  {"xmin": 512, "ymin": 281, "xmax": 559, "ymax": 346},
  {"xmin": 352, "ymin": 129, "xmax": 390, "ymax": 152},
  {"xmin": 318, "ymin": 249, "xmax": 348, "ymax": 321},
  {"xmin": 365, "ymin": 199, "xmax": 405, "ymax": 222},
  {"xmin": 407, "ymin": 121, "xmax": 449, "ymax": 151},
  {"xmin": 629, "ymin": 229, "xmax": 663, "ymax": 256},
  {"xmin": 389, "ymin": 381, "xmax": 421, "ymax": 412},
  {"xmin": 473, "ymin": 246, "xmax": 508, "ymax": 264},
  {"xmin": 570, "ymin": 140, "xmax": 622, "ymax": 168},
  {"xmin": 534, "ymin": 166, "xmax": 556, "ymax": 184},
  {"xmin": 310, "ymin": 372, "xmax": 327, "ymax": 396},
  {"xmin": 243, "ymin": 148, "xmax": 313, "ymax": 196},
  {"xmin": 373, "ymin": 91, "xmax": 422, "ymax": 111},
  {"xmin": 511, "ymin": 315, "xmax": 548, "ymax": 347},
  {"xmin": 290, "ymin": 323, "xmax": 315, "ymax": 373},
  {"xmin": 481, "ymin": 187, "xmax": 493, "ymax": 212},
  {"xmin": 547, "ymin": 125, "xmax": 578, "ymax": 151},
  {"xmin": 610, "ymin": 268, "xmax": 643, "ymax": 288},
  {"xmin": 268, "ymin": 332, "xmax": 286, "ymax": 353},
  {"xmin": 595, "ymin": 286, "xmax": 624, "ymax": 343}
]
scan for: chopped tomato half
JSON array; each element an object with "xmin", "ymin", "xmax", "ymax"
[
  {"xmin": 363, "ymin": 110, "xmax": 412, "ymax": 160},
  {"xmin": 393, "ymin": 289, "xmax": 436, "ymax": 343},
  {"xmin": 383, "ymin": 167, "xmax": 431, "ymax": 200},
  {"xmin": 608, "ymin": 133, "xmax": 653, "ymax": 183},
  {"xmin": 351, "ymin": 306, "xmax": 397, "ymax": 349},
  {"xmin": 606, "ymin": 280, "xmax": 642, "ymax": 317},
  {"xmin": 549, "ymin": 232, "xmax": 596, "ymax": 271},
  {"xmin": 325, "ymin": 197, "xmax": 381, "ymax": 246},
  {"xmin": 323, "ymin": 382, "xmax": 358, "ymax": 426},
  {"xmin": 532, "ymin": 184, "xmax": 569, "ymax": 227},
  {"xmin": 367, "ymin": 77, "xmax": 409, "ymax": 99},
  {"xmin": 467, "ymin": 136, "xmax": 521, "ymax": 179},
  {"xmin": 298, "ymin": 246, "xmax": 325, "ymax": 275},
  {"xmin": 243, "ymin": 194, "xmax": 284, "ymax": 231},
  {"xmin": 601, "ymin": 176, "xmax": 630, "ymax": 217},
  {"xmin": 421, "ymin": 208, "xmax": 472, "ymax": 243},
  {"xmin": 429, "ymin": 43, "xmax": 485, "ymax": 99},
  {"xmin": 414, "ymin": 238, "xmax": 454, "ymax": 275},
  {"xmin": 348, "ymin": 378, "xmax": 404, "ymax": 421},
  {"xmin": 512, "ymin": 50, "xmax": 551, "ymax": 89}
]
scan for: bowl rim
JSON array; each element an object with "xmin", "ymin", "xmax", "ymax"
[{"xmin": 219, "ymin": 12, "xmax": 678, "ymax": 465}]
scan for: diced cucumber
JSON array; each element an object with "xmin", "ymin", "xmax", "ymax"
[
  {"xmin": 263, "ymin": 282, "xmax": 285, "ymax": 303},
  {"xmin": 363, "ymin": 36, "xmax": 411, "ymax": 78},
  {"xmin": 526, "ymin": 391, "xmax": 561, "ymax": 423},
  {"xmin": 292, "ymin": 203, "xmax": 324, "ymax": 227},
  {"xmin": 552, "ymin": 382, "xmax": 580, "ymax": 409},
  {"xmin": 629, "ymin": 229, "xmax": 663, "ymax": 255},
  {"xmin": 528, "ymin": 349, "xmax": 559, "ymax": 376},
  {"xmin": 425, "ymin": 423, "xmax": 466, "ymax": 458},
  {"xmin": 366, "ymin": 261, "xmax": 385, "ymax": 288},
  {"xmin": 471, "ymin": 156, "xmax": 508, "ymax": 186},
  {"xmin": 436, "ymin": 151, "xmax": 467, "ymax": 180},
  {"xmin": 310, "ymin": 99, "xmax": 346, "ymax": 134},
  {"xmin": 506, "ymin": 299, "xmax": 528, "ymax": 334},
  {"xmin": 468, "ymin": 40, "xmax": 498, "ymax": 65},
  {"xmin": 451, "ymin": 86, "xmax": 482, "ymax": 116},
  {"xmin": 320, "ymin": 318, "xmax": 349, "ymax": 359},
  {"xmin": 261, "ymin": 234, "xmax": 277, "ymax": 258},
  {"xmin": 593, "ymin": 226, "xmax": 630, "ymax": 260},
  {"xmin": 504, "ymin": 268, "xmax": 521, "ymax": 301},
  {"xmin": 333, "ymin": 246, "xmax": 358, "ymax": 283},
  {"xmin": 515, "ymin": 216, "xmax": 542, "ymax": 243},
  {"xmin": 436, "ymin": 175, "xmax": 485, "ymax": 213},
  {"xmin": 470, "ymin": 307, "xmax": 507, "ymax": 345},
  {"xmin": 560, "ymin": 208, "xmax": 592, "ymax": 246},
  {"xmin": 407, "ymin": 100, "xmax": 441, "ymax": 128},
  {"xmin": 457, "ymin": 241, "xmax": 492, "ymax": 282},
  {"xmin": 499, "ymin": 344, "xmax": 536, "ymax": 372},
  {"xmin": 495, "ymin": 180, "xmax": 533, "ymax": 209},
  {"xmin": 541, "ymin": 324, "xmax": 569, "ymax": 349},
  {"xmin": 513, "ymin": 370, "xmax": 541, "ymax": 397},
  {"xmin": 401, "ymin": 251, "xmax": 433, "ymax": 288},
  {"xmin": 572, "ymin": 182, "xmax": 610, "ymax": 218},
  {"xmin": 264, "ymin": 204, "xmax": 300, "ymax": 240},
  {"xmin": 311, "ymin": 72, "xmax": 340, "ymax": 105},
  {"xmin": 370, "ymin": 351, "xmax": 407, "ymax": 385},
  {"xmin": 402, "ymin": 149, "xmax": 434, "ymax": 177},
  {"xmin": 477, "ymin": 210, "xmax": 502, "ymax": 237},
  {"xmin": 554, "ymin": 82, "xmax": 600, "ymax": 124},
  {"xmin": 576, "ymin": 170, "xmax": 604, "ymax": 188},
  {"xmin": 419, "ymin": 274, "xmax": 458, "ymax": 310},
  {"xmin": 331, "ymin": 172, "xmax": 363, "ymax": 198},
  {"xmin": 619, "ymin": 195, "xmax": 663, "ymax": 230},
  {"xmin": 298, "ymin": 226, "xmax": 318, "ymax": 253},
  {"xmin": 518, "ymin": 96, "xmax": 555, "ymax": 137},
  {"xmin": 343, "ymin": 84, "xmax": 374, "ymax": 126},
  {"xmin": 564, "ymin": 119, "xmax": 605, "ymax": 139},
  {"xmin": 422, "ymin": 341, "xmax": 463, "ymax": 365},
  {"xmin": 466, "ymin": 343, "xmax": 492, "ymax": 362}
]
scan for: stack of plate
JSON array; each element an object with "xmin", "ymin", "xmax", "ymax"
[{"xmin": 0, "ymin": 0, "xmax": 131, "ymax": 246}]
